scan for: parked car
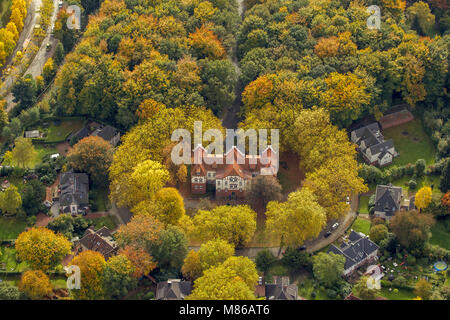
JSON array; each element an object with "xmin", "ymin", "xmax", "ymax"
[
  {"xmin": 332, "ymin": 223, "xmax": 339, "ymax": 230},
  {"xmin": 346, "ymin": 196, "xmax": 350, "ymax": 205},
  {"xmin": 297, "ymin": 245, "xmax": 306, "ymax": 251},
  {"xmin": 46, "ymin": 43, "xmax": 52, "ymax": 51},
  {"xmin": 324, "ymin": 231, "xmax": 332, "ymax": 238}
]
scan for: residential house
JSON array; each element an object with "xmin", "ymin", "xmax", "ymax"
[
  {"xmin": 77, "ymin": 226, "xmax": 118, "ymax": 260},
  {"xmin": 59, "ymin": 172, "xmax": 89, "ymax": 215},
  {"xmin": 67, "ymin": 126, "xmax": 90, "ymax": 144},
  {"xmin": 25, "ymin": 130, "xmax": 40, "ymax": 138},
  {"xmin": 373, "ymin": 184, "xmax": 404, "ymax": 220},
  {"xmin": 191, "ymin": 144, "xmax": 278, "ymax": 199},
  {"xmin": 156, "ymin": 279, "xmax": 192, "ymax": 300},
  {"xmin": 328, "ymin": 231, "xmax": 379, "ymax": 276},
  {"xmin": 264, "ymin": 276, "xmax": 299, "ymax": 300},
  {"xmin": 92, "ymin": 125, "xmax": 120, "ymax": 146},
  {"xmin": 351, "ymin": 123, "xmax": 397, "ymax": 167}
]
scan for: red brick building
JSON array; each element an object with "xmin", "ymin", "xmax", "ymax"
[{"xmin": 191, "ymin": 145, "xmax": 278, "ymax": 199}]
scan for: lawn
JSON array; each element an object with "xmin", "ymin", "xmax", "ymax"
[
  {"xmin": 358, "ymin": 195, "xmax": 370, "ymax": 214},
  {"xmin": 350, "ymin": 217, "xmax": 371, "ymax": 235},
  {"xmin": 89, "ymin": 187, "xmax": 110, "ymax": 212},
  {"xmin": 383, "ymin": 119, "xmax": 436, "ymax": 166},
  {"xmin": 30, "ymin": 120, "xmax": 84, "ymax": 143},
  {"xmin": 430, "ymin": 217, "xmax": 450, "ymax": 250},
  {"xmin": 91, "ymin": 215, "xmax": 118, "ymax": 230},
  {"xmin": 0, "ymin": 246, "xmax": 28, "ymax": 272},
  {"xmin": 379, "ymin": 287, "xmax": 415, "ymax": 300},
  {"xmin": 0, "ymin": 216, "xmax": 27, "ymax": 239},
  {"xmin": 297, "ymin": 278, "xmax": 334, "ymax": 300}
]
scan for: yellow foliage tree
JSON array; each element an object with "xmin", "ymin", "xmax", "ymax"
[
  {"xmin": 266, "ymin": 188, "xmax": 327, "ymax": 247},
  {"xmin": 15, "ymin": 228, "xmax": 72, "ymax": 271},
  {"xmin": 415, "ymin": 186, "xmax": 433, "ymax": 212},
  {"xmin": 18, "ymin": 270, "xmax": 53, "ymax": 300},
  {"xmin": 70, "ymin": 251, "xmax": 106, "ymax": 300}
]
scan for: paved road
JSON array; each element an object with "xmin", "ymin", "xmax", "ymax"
[{"xmin": 4, "ymin": 0, "xmax": 60, "ymax": 111}]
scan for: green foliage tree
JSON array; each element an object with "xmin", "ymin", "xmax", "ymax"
[{"xmin": 312, "ymin": 252, "xmax": 345, "ymax": 288}]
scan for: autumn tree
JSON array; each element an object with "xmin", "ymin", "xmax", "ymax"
[
  {"xmin": 70, "ymin": 251, "xmax": 106, "ymax": 300},
  {"xmin": 103, "ymin": 254, "xmax": 137, "ymax": 299},
  {"xmin": 186, "ymin": 263, "xmax": 257, "ymax": 300},
  {"xmin": 0, "ymin": 184, "xmax": 22, "ymax": 216},
  {"xmin": 406, "ymin": 2, "xmax": 435, "ymax": 36},
  {"xmin": 389, "ymin": 211, "xmax": 435, "ymax": 252},
  {"xmin": 132, "ymin": 187, "xmax": 185, "ymax": 226},
  {"xmin": 182, "ymin": 250, "xmax": 203, "ymax": 281},
  {"xmin": 192, "ymin": 205, "xmax": 257, "ymax": 247},
  {"xmin": 15, "ymin": 227, "xmax": 72, "ymax": 271},
  {"xmin": 246, "ymin": 175, "xmax": 282, "ymax": 207},
  {"xmin": 11, "ymin": 137, "xmax": 37, "ymax": 168},
  {"xmin": 265, "ymin": 188, "xmax": 327, "ymax": 248},
  {"xmin": 415, "ymin": 186, "xmax": 433, "ymax": 211},
  {"xmin": 312, "ymin": 252, "xmax": 345, "ymax": 287},
  {"xmin": 18, "ymin": 270, "xmax": 53, "ymax": 300},
  {"xmin": 198, "ymin": 239, "xmax": 235, "ymax": 272},
  {"xmin": 369, "ymin": 224, "xmax": 388, "ymax": 244},
  {"xmin": 414, "ymin": 278, "xmax": 433, "ymax": 300},
  {"xmin": 189, "ymin": 25, "xmax": 226, "ymax": 60},
  {"xmin": 118, "ymin": 246, "xmax": 156, "ymax": 278},
  {"xmin": 67, "ymin": 136, "xmax": 114, "ymax": 186},
  {"xmin": 115, "ymin": 214, "xmax": 163, "ymax": 252}
]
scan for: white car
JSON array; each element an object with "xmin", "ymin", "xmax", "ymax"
[
  {"xmin": 332, "ymin": 223, "xmax": 339, "ymax": 229},
  {"xmin": 346, "ymin": 196, "xmax": 350, "ymax": 204}
]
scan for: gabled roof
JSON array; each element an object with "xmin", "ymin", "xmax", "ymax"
[
  {"xmin": 68, "ymin": 126, "xmax": 90, "ymax": 141},
  {"xmin": 93, "ymin": 125, "xmax": 119, "ymax": 142},
  {"xmin": 265, "ymin": 284, "xmax": 298, "ymax": 300},
  {"xmin": 368, "ymin": 139, "xmax": 394, "ymax": 156},
  {"xmin": 352, "ymin": 123, "xmax": 381, "ymax": 141},
  {"xmin": 59, "ymin": 173, "xmax": 89, "ymax": 207},
  {"xmin": 328, "ymin": 231, "xmax": 379, "ymax": 271},
  {"xmin": 156, "ymin": 280, "xmax": 192, "ymax": 300},
  {"xmin": 79, "ymin": 227, "xmax": 117, "ymax": 260},
  {"xmin": 374, "ymin": 184, "xmax": 402, "ymax": 216}
]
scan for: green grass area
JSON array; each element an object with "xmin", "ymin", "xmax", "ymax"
[
  {"xmin": 297, "ymin": 278, "xmax": 334, "ymax": 300},
  {"xmin": 89, "ymin": 187, "xmax": 110, "ymax": 212},
  {"xmin": 0, "ymin": 216, "xmax": 27, "ymax": 239},
  {"xmin": 383, "ymin": 119, "xmax": 436, "ymax": 166},
  {"xmin": 358, "ymin": 195, "xmax": 370, "ymax": 214},
  {"xmin": 91, "ymin": 215, "xmax": 118, "ymax": 230},
  {"xmin": 0, "ymin": 247, "xmax": 28, "ymax": 272},
  {"xmin": 31, "ymin": 120, "xmax": 84, "ymax": 143},
  {"xmin": 351, "ymin": 217, "xmax": 371, "ymax": 235},
  {"xmin": 430, "ymin": 218, "xmax": 450, "ymax": 250},
  {"xmin": 379, "ymin": 287, "xmax": 415, "ymax": 300}
]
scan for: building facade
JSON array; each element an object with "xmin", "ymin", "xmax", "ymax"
[{"xmin": 191, "ymin": 145, "xmax": 278, "ymax": 199}]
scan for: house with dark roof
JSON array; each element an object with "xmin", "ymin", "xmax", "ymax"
[
  {"xmin": 92, "ymin": 125, "xmax": 120, "ymax": 146},
  {"xmin": 59, "ymin": 172, "xmax": 89, "ymax": 215},
  {"xmin": 263, "ymin": 276, "xmax": 298, "ymax": 300},
  {"xmin": 77, "ymin": 226, "xmax": 118, "ymax": 260},
  {"xmin": 67, "ymin": 126, "xmax": 90, "ymax": 144},
  {"xmin": 351, "ymin": 123, "xmax": 397, "ymax": 167},
  {"xmin": 156, "ymin": 279, "xmax": 192, "ymax": 300},
  {"xmin": 328, "ymin": 231, "xmax": 379, "ymax": 276},
  {"xmin": 374, "ymin": 184, "xmax": 404, "ymax": 220}
]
